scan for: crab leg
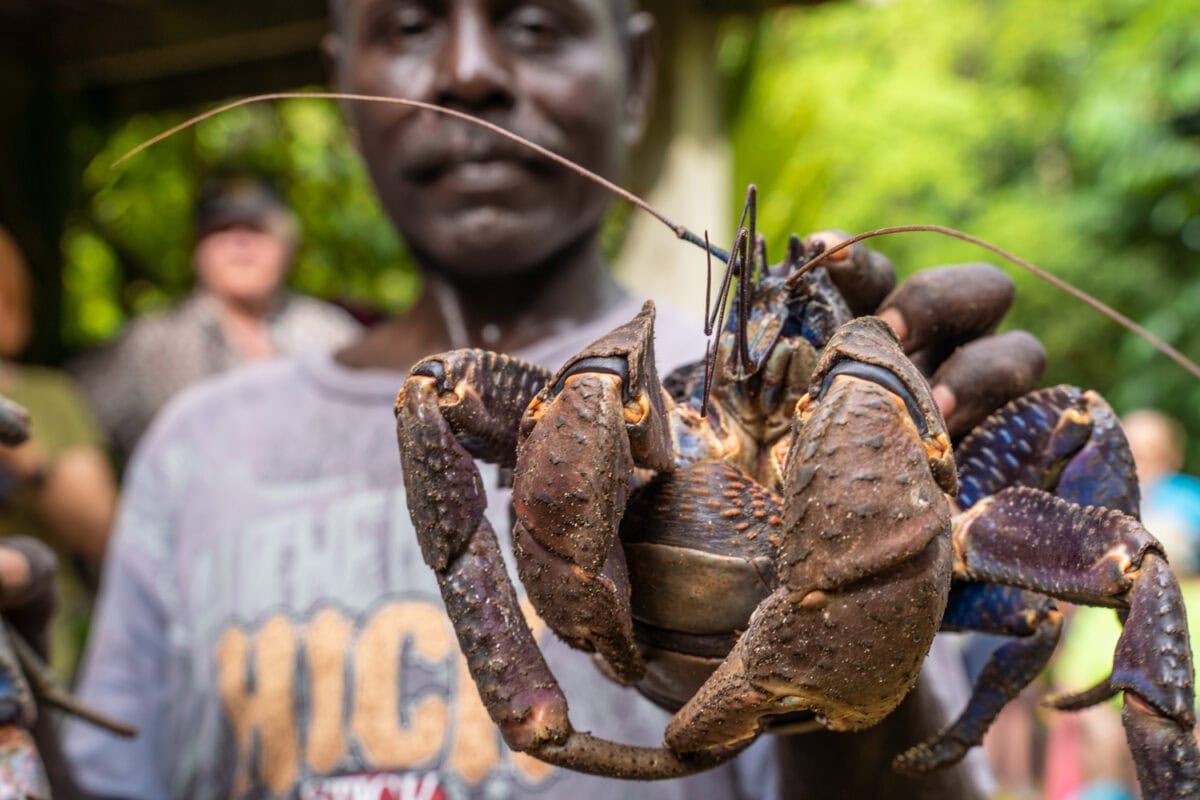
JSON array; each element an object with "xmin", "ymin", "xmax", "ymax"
[
  {"xmin": 894, "ymin": 583, "xmax": 1061, "ymax": 772},
  {"xmin": 954, "ymin": 487, "xmax": 1200, "ymax": 799},
  {"xmin": 900, "ymin": 386, "xmax": 1137, "ymax": 771}
]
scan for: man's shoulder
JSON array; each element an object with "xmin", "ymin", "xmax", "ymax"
[{"xmin": 277, "ymin": 293, "xmax": 363, "ymax": 333}]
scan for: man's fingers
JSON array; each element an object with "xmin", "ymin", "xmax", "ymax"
[
  {"xmin": 877, "ymin": 264, "xmax": 1014, "ymax": 359},
  {"xmin": 928, "ymin": 331, "xmax": 1047, "ymax": 437},
  {"xmin": 805, "ymin": 230, "xmax": 896, "ymax": 317},
  {"xmin": 0, "ymin": 539, "xmax": 58, "ymax": 661}
]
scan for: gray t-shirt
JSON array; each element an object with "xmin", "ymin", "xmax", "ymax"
[{"xmin": 64, "ymin": 295, "xmax": 986, "ymax": 799}]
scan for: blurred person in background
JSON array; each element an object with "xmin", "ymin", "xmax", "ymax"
[
  {"xmin": 73, "ymin": 174, "xmax": 362, "ymax": 463},
  {"xmin": 0, "ymin": 225, "xmax": 118, "ymax": 679},
  {"xmin": 1122, "ymin": 409, "xmax": 1200, "ymax": 568}
]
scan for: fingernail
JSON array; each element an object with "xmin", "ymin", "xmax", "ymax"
[
  {"xmin": 932, "ymin": 384, "xmax": 957, "ymax": 421},
  {"xmin": 876, "ymin": 307, "xmax": 908, "ymax": 346}
]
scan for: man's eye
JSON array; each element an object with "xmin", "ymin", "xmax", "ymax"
[
  {"xmin": 504, "ymin": 6, "xmax": 565, "ymax": 48},
  {"xmin": 385, "ymin": 6, "xmax": 434, "ymax": 40}
]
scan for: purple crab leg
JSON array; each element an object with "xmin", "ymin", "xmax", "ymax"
[
  {"xmin": 894, "ymin": 583, "xmax": 1061, "ymax": 773},
  {"xmin": 901, "ymin": 386, "xmax": 1140, "ymax": 772},
  {"xmin": 954, "ymin": 487, "xmax": 1200, "ymax": 799},
  {"xmin": 955, "ymin": 385, "xmax": 1138, "ymax": 515}
]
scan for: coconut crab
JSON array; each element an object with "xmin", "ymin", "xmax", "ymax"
[{"xmin": 396, "ymin": 209, "xmax": 1199, "ymax": 798}]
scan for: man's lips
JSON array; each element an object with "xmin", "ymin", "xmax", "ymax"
[{"xmin": 416, "ymin": 156, "xmax": 546, "ymax": 193}]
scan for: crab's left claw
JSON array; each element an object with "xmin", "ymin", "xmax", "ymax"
[
  {"xmin": 663, "ymin": 318, "xmax": 957, "ymax": 754},
  {"xmin": 398, "ymin": 315, "xmax": 744, "ymax": 779}
]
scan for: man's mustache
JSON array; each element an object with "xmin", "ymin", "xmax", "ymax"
[{"xmin": 397, "ymin": 115, "xmax": 567, "ymax": 178}]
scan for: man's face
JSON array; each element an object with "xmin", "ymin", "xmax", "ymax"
[
  {"xmin": 194, "ymin": 224, "xmax": 292, "ymax": 308},
  {"xmin": 331, "ymin": 0, "xmax": 647, "ymax": 279}
]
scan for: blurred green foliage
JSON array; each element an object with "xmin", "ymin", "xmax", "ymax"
[
  {"xmin": 62, "ymin": 0, "xmax": 1200, "ymax": 465},
  {"xmin": 63, "ymin": 96, "xmax": 415, "ymax": 347},
  {"xmin": 729, "ymin": 0, "xmax": 1200, "ymax": 468}
]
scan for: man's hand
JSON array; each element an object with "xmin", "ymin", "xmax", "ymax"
[
  {"xmin": 808, "ymin": 231, "xmax": 1046, "ymax": 437},
  {"xmin": 0, "ymin": 538, "xmax": 58, "ymax": 662}
]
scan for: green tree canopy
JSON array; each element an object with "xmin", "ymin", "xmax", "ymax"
[{"xmin": 729, "ymin": 0, "xmax": 1200, "ymax": 466}]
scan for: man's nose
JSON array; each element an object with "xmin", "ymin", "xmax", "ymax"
[{"xmin": 434, "ymin": 9, "xmax": 515, "ymax": 110}]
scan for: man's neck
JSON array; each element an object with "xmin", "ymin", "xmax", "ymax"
[
  {"xmin": 336, "ymin": 236, "xmax": 627, "ymax": 372},
  {"xmin": 210, "ymin": 292, "xmax": 276, "ymax": 360}
]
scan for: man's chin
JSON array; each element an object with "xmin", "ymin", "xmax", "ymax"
[{"xmin": 414, "ymin": 207, "xmax": 562, "ymax": 278}]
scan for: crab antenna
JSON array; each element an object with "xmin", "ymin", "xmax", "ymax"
[
  {"xmin": 701, "ymin": 226, "xmax": 752, "ymax": 417},
  {"xmin": 746, "ymin": 185, "xmax": 758, "ymax": 283},
  {"xmin": 112, "ymin": 91, "xmax": 732, "ymax": 265},
  {"xmin": 786, "ymin": 224, "xmax": 1200, "ymax": 381},
  {"xmin": 704, "ymin": 231, "xmax": 715, "ymax": 336},
  {"xmin": 706, "ymin": 231, "xmax": 742, "ymax": 333},
  {"xmin": 737, "ymin": 231, "xmax": 752, "ymax": 374},
  {"xmin": 783, "ymin": 233, "xmax": 804, "ymax": 275}
]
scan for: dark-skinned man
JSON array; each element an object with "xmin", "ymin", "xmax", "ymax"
[{"xmin": 62, "ymin": 1, "xmax": 1043, "ymax": 798}]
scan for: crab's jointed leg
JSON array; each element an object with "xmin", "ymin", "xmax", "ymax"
[
  {"xmin": 899, "ymin": 386, "xmax": 1138, "ymax": 772},
  {"xmin": 954, "ymin": 488, "xmax": 1200, "ymax": 799}
]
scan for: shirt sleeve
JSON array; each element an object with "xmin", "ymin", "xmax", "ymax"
[{"xmin": 63, "ymin": 426, "xmax": 179, "ymax": 798}]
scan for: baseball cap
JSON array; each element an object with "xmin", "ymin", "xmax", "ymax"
[{"xmin": 194, "ymin": 175, "xmax": 298, "ymax": 243}]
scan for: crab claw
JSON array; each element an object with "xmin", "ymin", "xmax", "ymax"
[{"xmin": 513, "ymin": 302, "xmax": 675, "ymax": 684}]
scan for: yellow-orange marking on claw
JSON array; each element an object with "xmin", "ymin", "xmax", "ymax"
[
  {"xmin": 624, "ymin": 394, "xmax": 649, "ymax": 424},
  {"xmin": 925, "ymin": 432, "xmax": 952, "ymax": 462},
  {"xmin": 1102, "ymin": 544, "xmax": 1134, "ymax": 574}
]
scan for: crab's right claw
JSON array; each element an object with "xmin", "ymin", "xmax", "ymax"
[
  {"xmin": 397, "ymin": 340, "xmax": 741, "ymax": 779},
  {"xmin": 513, "ymin": 301, "xmax": 675, "ymax": 684}
]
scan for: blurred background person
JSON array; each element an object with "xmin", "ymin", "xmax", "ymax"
[
  {"xmin": 1122, "ymin": 409, "xmax": 1200, "ymax": 569},
  {"xmin": 0, "ymin": 225, "xmax": 118, "ymax": 679},
  {"xmin": 73, "ymin": 174, "xmax": 362, "ymax": 463}
]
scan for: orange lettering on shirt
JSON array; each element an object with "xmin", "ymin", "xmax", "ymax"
[
  {"xmin": 217, "ymin": 616, "xmax": 300, "ymax": 797},
  {"xmin": 305, "ymin": 607, "xmax": 354, "ymax": 773},
  {"xmin": 351, "ymin": 600, "xmax": 453, "ymax": 769}
]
